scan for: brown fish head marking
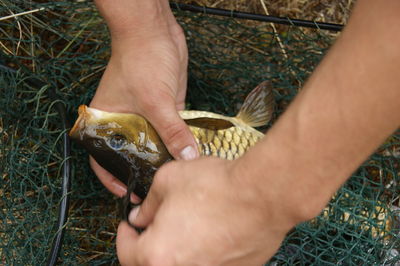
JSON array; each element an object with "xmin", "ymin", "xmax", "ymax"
[{"xmin": 69, "ymin": 105, "xmax": 171, "ymax": 198}]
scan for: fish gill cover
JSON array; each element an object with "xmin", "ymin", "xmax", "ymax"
[{"xmin": 0, "ymin": 0, "xmax": 399, "ymax": 265}]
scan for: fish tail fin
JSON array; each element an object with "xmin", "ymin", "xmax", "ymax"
[{"xmin": 235, "ymin": 81, "xmax": 275, "ymax": 127}]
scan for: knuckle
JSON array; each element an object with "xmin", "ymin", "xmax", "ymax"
[
  {"xmin": 142, "ymin": 246, "xmax": 175, "ymax": 266},
  {"xmin": 153, "ymin": 162, "xmax": 175, "ymax": 185},
  {"xmin": 151, "ymin": 161, "xmax": 180, "ymax": 193}
]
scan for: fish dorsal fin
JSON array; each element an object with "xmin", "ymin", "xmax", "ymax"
[
  {"xmin": 185, "ymin": 117, "xmax": 234, "ymax": 130},
  {"xmin": 235, "ymin": 81, "xmax": 275, "ymax": 127}
]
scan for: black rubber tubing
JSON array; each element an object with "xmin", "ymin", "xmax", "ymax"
[
  {"xmin": 170, "ymin": 2, "xmax": 344, "ymax": 32},
  {"xmin": 0, "ymin": 3, "xmax": 343, "ymax": 264},
  {"xmin": 0, "ymin": 62, "xmax": 71, "ymax": 266}
]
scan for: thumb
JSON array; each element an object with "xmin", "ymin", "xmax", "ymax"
[{"xmin": 144, "ymin": 102, "xmax": 199, "ymax": 160}]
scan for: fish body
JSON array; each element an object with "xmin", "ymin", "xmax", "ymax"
[
  {"xmin": 69, "ymin": 81, "xmax": 394, "ymax": 238},
  {"xmin": 69, "ymin": 81, "xmax": 275, "ymax": 199},
  {"xmin": 182, "ymin": 110, "xmax": 264, "ymax": 160}
]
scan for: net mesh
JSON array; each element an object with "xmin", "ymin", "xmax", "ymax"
[{"xmin": 0, "ymin": 1, "xmax": 399, "ymax": 265}]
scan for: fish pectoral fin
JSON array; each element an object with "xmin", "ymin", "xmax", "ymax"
[
  {"xmin": 235, "ymin": 81, "xmax": 275, "ymax": 127},
  {"xmin": 185, "ymin": 117, "xmax": 234, "ymax": 130}
]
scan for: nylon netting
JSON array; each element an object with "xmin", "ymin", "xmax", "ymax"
[{"xmin": 0, "ymin": 1, "xmax": 399, "ymax": 265}]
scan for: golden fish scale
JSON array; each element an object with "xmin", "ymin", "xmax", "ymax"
[{"xmin": 189, "ymin": 126, "xmax": 261, "ymax": 160}]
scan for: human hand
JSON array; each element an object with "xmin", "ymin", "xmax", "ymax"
[
  {"xmin": 90, "ymin": 1, "xmax": 198, "ymax": 198},
  {"xmin": 116, "ymin": 157, "xmax": 295, "ymax": 265}
]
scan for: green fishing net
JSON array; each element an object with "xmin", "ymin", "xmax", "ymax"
[{"xmin": 1, "ymin": 1, "xmax": 399, "ymax": 265}]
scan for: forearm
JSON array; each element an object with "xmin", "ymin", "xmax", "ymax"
[
  {"xmin": 94, "ymin": 0, "xmax": 174, "ymax": 38},
  {"xmin": 237, "ymin": 0, "xmax": 400, "ymax": 223}
]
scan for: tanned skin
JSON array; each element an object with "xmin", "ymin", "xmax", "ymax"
[{"xmin": 92, "ymin": 1, "xmax": 400, "ymax": 265}]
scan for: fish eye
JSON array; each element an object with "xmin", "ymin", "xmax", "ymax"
[{"xmin": 109, "ymin": 134, "xmax": 126, "ymax": 150}]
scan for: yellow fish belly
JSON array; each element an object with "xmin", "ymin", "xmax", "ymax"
[{"xmin": 190, "ymin": 126, "xmax": 263, "ymax": 160}]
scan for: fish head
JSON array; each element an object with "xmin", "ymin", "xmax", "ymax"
[{"xmin": 69, "ymin": 105, "xmax": 170, "ymax": 193}]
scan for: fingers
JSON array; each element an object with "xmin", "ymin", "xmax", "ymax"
[
  {"xmin": 128, "ymin": 163, "xmax": 173, "ymax": 228},
  {"xmin": 117, "ymin": 221, "xmax": 175, "ymax": 266},
  {"xmin": 118, "ymin": 163, "xmax": 178, "ymax": 265},
  {"xmin": 89, "ymin": 157, "xmax": 142, "ymax": 204},
  {"xmin": 144, "ymin": 101, "xmax": 199, "ymax": 161},
  {"xmin": 128, "ymin": 191, "xmax": 160, "ymax": 228},
  {"xmin": 116, "ymin": 222, "xmax": 140, "ymax": 265}
]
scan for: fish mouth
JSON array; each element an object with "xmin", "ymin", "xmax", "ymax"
[{"xmin": 69, "ymin": 105, "xmax": 88, "ymax": 140}]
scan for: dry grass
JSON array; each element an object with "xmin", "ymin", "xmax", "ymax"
[{"xmin": 2, "ymin": 1, "xmax": 399, "ymax": 265}]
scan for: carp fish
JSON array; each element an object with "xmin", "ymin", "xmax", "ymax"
[
  {"xmin": 69, "ymin": 81, "xmax": 395, "ymax": 239},
  {"xmin": 69, "ymin": 81, "xmax": 274, "ymax": 200}
]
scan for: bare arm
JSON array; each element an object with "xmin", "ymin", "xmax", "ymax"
[
  {"xmin": 91, "ymin": 0, "xmax": 198, "ymax": 199},
  {"xmin": 237, "ymin": 0, "xmax": 400, "ymax": 222},
  {"xmin": 117, "ymin": 0, "xmax": 400, "ymax": 264}
]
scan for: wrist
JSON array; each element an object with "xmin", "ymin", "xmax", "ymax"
[
  {"xmin": 95, "ymin": 0, "xmax": 176, "ymax": 39},
  {"xmin": 230, "ymin": 154, "xmax": 306, "ymax": 232},
  {"xmin": 231, "ymin": 132, "xmax": 333, "ymax": 228}
]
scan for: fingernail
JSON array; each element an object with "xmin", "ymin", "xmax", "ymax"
[
  {"xmin": 129, "ymin": 206, "xmax": 140, "ymax": 224},
  {"xmin": 180, "ymin": 145, "xmax": 198, "ymax": 160},
  {"xmin": 130, "ymin": 193, "xmax": 142, "ymax": 204}
]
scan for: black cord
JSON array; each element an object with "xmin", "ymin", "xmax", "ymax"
[
  {"xmin": 46, "ymin": 84, "xmax": 71, "ymax": 266},
  {"xmin": 0, "ymin": 61, "xmax": 72, "ymax": 266},
  {"xmin": 170, "ymin": 2, "xmax": 344, "ymax": 32},
  {"xmin": 0, "ymin": 5, "xmax": 343, "ymax": 265}
]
